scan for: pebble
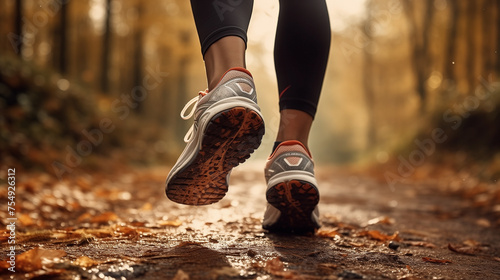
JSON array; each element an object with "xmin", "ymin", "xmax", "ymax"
[{"xmin": 388, "ymin": 241, "xmax": 400, "ymax": 250}]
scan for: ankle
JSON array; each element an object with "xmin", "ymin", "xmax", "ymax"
[
  {"xmin": 204, "ymin": 36, "xmax": 246, "ymax": 91},
  {"xmin": 275, "ymin": 109, "xmax": 312, "ymax": 149}
]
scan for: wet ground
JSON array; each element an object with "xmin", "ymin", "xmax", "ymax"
[{"xmin": 1, "ymin": 161, "xmax": 499, "ymax": 279}]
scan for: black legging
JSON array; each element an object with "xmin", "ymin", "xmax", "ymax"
[{"xmin": 190, "ymin": 0, "xmax": 331, "ymax": 118}]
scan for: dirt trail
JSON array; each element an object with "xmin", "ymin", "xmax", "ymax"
[{"xmin": 1, "ymin": 161, "xmax": 499, "ymax": 279}]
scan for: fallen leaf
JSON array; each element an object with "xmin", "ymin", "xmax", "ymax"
[
  {"xmin": 367, "ymin": 216, "xmax": 395, "ymax": 226},
  {"xmin": 476, "ymin": 218, "xmax": 491, "ymax": 227},
  {"xmin": 77, "ymin": 212, "xmax": 92, "ymax": 223},
  {"xmin": 18, "ymin": 214, "xmax": 35, "ymax": 226},
  {"xmin": 448, "ymin": 242, "xmax": 484, "ymax": 255},
  {"xmin": 462, "ymin": 239, "xmax": 481, "ymax": 247},
  {"xmin": 173, "ymin": 269, "xmax": 190, "ymax": 280},
  {"xmin": 72, "ymin": 256, "xmax": 101, "ymax": 268},
  {"xmin": 158, "ymin": 219, "xmax": 182, "ymax": 227},
  {"xmin": 317, "ymin": 228, "xmax": 340, "ymax": 238},
  {"xmin": 17, "ymin": 247, "xmax": 67, "ymax": 272},
  {"xmin": 493, "ymin": 257, "xmax": 500, "ymax": 262},
  {"xmin": 90, "ymin": 212, "xmax": 118, "ymax": 224},
  {"xmin": 359, "ymin": 230, "xmax": 401, "ymax": 242},
  {"xmin": 422, "ymin": 257, "xmax": 451, "ymax": 264},
  {"xmin": 348, "ymin": 242, "xmax": 365, "ymax": 247},
  {"xmin": 405, "ymin": 241, "xmax": 436, "ymax": 248},
  {"xmin": 75, "ymin": 228, "xmax": 113, "ymax": 239},
  {"xmin": 112, "ymin": 225, "xmax": 139, "ymax": 238}
]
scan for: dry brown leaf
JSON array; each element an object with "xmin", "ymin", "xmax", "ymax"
[
  {"xmin": 462, "ymin": 239, "xmax": 481, "ymax": 247},
  {"xmin": 359, "ymin": 230, "xmax": 401, "ymax": 242},
  {"xmin": 77, "ymin": 212, "xmax": 92, "ymax": 223},
  {"xmin": 112, "ymin": 225, "xmax": 138, "ymax": 236},
  {"xmin": 158, "ymin": 219, "xmax": 182, "ymax": 227},
  {"xmin": 476, "ymin": 218, "xmax": 491, "ymax": 227},
  {"xmin": 422, "ymin": 257, "xmax": 451, "ymax": 264},
  {"xmin": 448, "ymin": 243, "xmax": 481, "ymax": 255},
  {"xmin": 90, "ymin": 212, "xmax": 119, "ymax": 224},
  {"xmin": 17, "ymin": 247, "xmax": 67, "ymax": 272},
  {"xmin": 493, "ymin": 257, "xmax": 500, "ymax": 262},
  {"xmin": 348, "ymin": 242, "xmax": 365, "ymax": 247},
  {"xmin": 18, "ymin": 214, "xmax": 35, "ymax": 227},
  {"xmin": 75, "ymin": 228, "xmax": 113, "ymax": 239},
  {"xmin": 316, "ymin": 228, "xmax": 340, "ymax": 238},
  {"xmin": 405, "ymin": 241, "xmax": 436, "ymax": 248},
  {"xmin": 367, "ymin": 216, "xmax": 395, "ymax": 226},
  {"xmin": 73, "ymin": 256, "xmax": 101, "ymax": 268}
]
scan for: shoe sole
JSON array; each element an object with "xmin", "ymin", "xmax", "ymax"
[
  {"xmin": 166, "ymin": 106, "xmax": 264, "ymax": 205},
  {"xmin": 264, "ymin": 180, "xmax": 320, "ymax": 234}
]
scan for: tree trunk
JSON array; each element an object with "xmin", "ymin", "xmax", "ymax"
[
  {"xmin": 443, "ymin": 0, "xmax": 459, "ymax": 85},
  {"xmin": 133, "ymin": 2, "xmax": 144, "ymax": 112},
  {"xmin": 465, "ymin": 0, "xmax": 477, "ymax": 94},
  {"xmin": 482, "ymin": 0, "xmax": 494, "ymax": 79},
  {"xmin": 402, "ymin": 0, "xmax": 434, "ymax": 112},
  {"xmin": 100, "ymin": 0, "xmax": 112, "ymax": 93},
  {"xmin": 14, "ymin": 0, "xmax": 23, "ymax": 56},
  {"xmin": 59, "ymin": 1, "xmax": 68, "ymax": 75}
]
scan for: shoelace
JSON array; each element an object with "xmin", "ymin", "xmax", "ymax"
[{"xmin": 180, "ymin": 90, "xmax": 208, "ymax": 142}]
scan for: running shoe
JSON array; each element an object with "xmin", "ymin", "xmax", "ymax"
[
  {"xmin": 166, "ymin": 67, "xmax": 265, "ymax": 205},
  {"xmin": 263, "ymin": 140, "xmax": 320, "ymax": 233}
]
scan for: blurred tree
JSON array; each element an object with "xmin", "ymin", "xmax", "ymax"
[
  {"xmin": 14, "ymin": 0, "xmax": 23, "ymax": 56},
  {"xmin": 402, "ymin": 0, "xmax": 434, "ymax": 112},
  {"xmin": 101, "ymin": 0, "xmax": 112, "ymax": 93},
  {"xmin": 465, "ymin": 0, "xmax": 478, "ymax": 94},
  {"xmin": 482, "ymin": 0, "xmax": 497, "ymax": 79},
  {"xmin": 443, "ymin": 0, "xmax": 458, "ymax": 87},
  {"xmin": 133, "ymin": 0, "xmax": 144, "ymax": 111},
  {"xmin": 51, "ymin": 0, "xmax": 69, "ymax": 75},
  {"xmin": 363, "ymin": 1, "xmax": 376, "ymax": 147}
]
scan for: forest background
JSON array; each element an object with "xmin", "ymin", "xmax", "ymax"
[{"xmin": 1, "ymin": 0, "xmax": 499, "ymax": 184}]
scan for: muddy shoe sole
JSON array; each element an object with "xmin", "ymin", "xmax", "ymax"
[
  {"xmin": 166, "ymin": 106, "xmax": 265, "ymax": 205},
  {"xmin": 264, "ymin": 180, "xmax": 320, "ymax": 234}
]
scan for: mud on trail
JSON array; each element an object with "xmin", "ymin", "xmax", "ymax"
[{"xmin": 1, "ymin": 162, "xmax": 499, "ymax": 279}]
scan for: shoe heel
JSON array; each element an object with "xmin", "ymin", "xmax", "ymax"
[{"xmin": 265, "ymin": 180, "xmax": 320, "ymax": 233}]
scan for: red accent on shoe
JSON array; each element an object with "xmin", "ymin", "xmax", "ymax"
[{"xmin": 269, "ymin": 140, "xmax": 312, "ymax": 159}]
